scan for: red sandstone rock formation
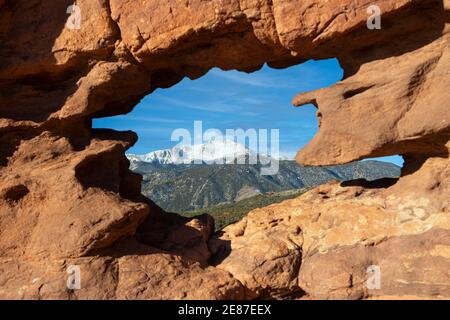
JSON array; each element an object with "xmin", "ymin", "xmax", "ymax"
[{"xmin": 0, "ymin": 0, "xmax": 449, "ymax": 299}]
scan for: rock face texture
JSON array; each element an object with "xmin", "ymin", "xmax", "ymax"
[
  {"xmin": 0, "ymin": 0, "xmax": 449, "ymax": 299},
  {"xmin": 213, "ymin": 181, "xmax": 450, "ymax": 299}
]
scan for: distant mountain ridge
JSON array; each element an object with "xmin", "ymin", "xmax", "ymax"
[
  {"xmin": 127, "ymin": 139, "xmax": 290, "ymax": 166},
  {"xmin": 129, "ymin": 155, "xmax": 401, "ymax": 212}
]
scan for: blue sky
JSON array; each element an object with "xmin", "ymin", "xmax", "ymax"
[{"xmin": 94, "ymin": 58, "xmax": 403, "ymax": 166}]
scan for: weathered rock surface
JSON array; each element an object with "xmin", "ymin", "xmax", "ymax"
[
  {"xmin": 213, "ymin": 181, "xmax": 450, "ymax": 299},
  {"xmin": 0, "ymin": 0, "xmax": 449, "ymax": 299}
]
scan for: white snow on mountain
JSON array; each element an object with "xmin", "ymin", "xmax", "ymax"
[{"xmin": 127, "ymin": 139, "xmax": 293, "ymax": 165}]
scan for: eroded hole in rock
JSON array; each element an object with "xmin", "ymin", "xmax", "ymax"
[
  {"xmin": 340, "ymin": 155, "xmax": 404, "ymax": 189},
  {"xmin": 94, "ymin": 59, "xmax": 403, "ymax": 230},
  {"xmin": 343, "ymin": 85, "xmax": 375, "ymax": 99},
  {"xmin": 2, "ymin": 184, "xmax": 29, "ymax": 204}
]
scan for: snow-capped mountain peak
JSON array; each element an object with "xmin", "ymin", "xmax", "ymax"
[{"xmin": 127, "ymin": 139, "xmax": 259, "ymax": 165}]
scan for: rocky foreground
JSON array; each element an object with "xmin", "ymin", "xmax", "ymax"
[{"xmin": 0, "ymin": 1, "xmax": 449, "ymax": 299}]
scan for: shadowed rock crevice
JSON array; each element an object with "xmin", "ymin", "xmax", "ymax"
[
  {"xmin": 342, "ymin": 85, "xmax": 375, "ymax": 99},
  {"xmin": 341, "ymin": 177, "xmax": 399, "ymax": 189},
  {"xmin": 1, "ymin": 184, "xmax": 29, "ymax": 204}
]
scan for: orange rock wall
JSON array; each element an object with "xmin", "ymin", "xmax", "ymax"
[{"xmin": 0, "ymin": 0, "xmax": 448, "ymax": 299}]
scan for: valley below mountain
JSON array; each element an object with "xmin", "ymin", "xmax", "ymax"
[
  {"xmin": 184, "ymin": 188, "xmax": 309, "ymax": 230},
  {"xmin": 129, "ymin": 156, "xmax": 401, "ymax": 212}
]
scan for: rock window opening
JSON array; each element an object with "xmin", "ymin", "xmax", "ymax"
[{"xmin": 93, "ymin": 59, "xmax": 403, "ymax": 230}]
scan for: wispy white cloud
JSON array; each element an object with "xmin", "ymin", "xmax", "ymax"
[
  {"xmin": 154, "ymin": 95, "xmax": 258, "ymax": 116},
  {"xmin": 155, "ymin": 95, "xmax": 228, "ymax": 113},
  {"xmin": 240, "ymin": 96, "xmax": 266, "ymax": 105}
]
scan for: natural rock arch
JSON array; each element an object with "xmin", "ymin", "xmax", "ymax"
[{"xmin": 0, "ymin": 0, "xmax": 449, "ymax": 299}]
